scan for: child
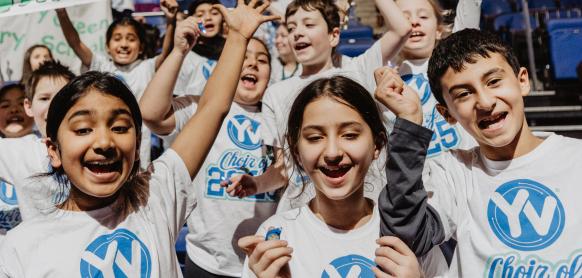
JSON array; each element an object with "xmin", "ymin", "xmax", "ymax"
[
  {"xmin": 389, "ymin": 0, "xmax": 481, "ymax": 157},
  {"xmin": 270, "ymin": 23, "xmax": 301, "ymax": 83},
  {"xmin": 20, "ymin": 45, "xmax": 54, "ymax": 84},
  {"xmin": 0, "ymin": 83, "xmax": 34, "ymax": 138},
  {"xmin": 0, "ymin": 61, "xmax": 74, "ymax": 241},
  {"xmin": 0, "ymin": 2, "xmax": 278, "ymax": 276},
  {"xmin": 56, "ymin": 0, "xmax": 179, "ymax": 168},
  {"xmin": 376, "ymin": 29, "xmax": 582, "ymax": 276},
  {"xmin": 140, "ymin": 34, "xmax": 277, "ymax": 276},
  {"xmin": 239, "ymin": 76, "xmax": 446, "ymax": 277}
]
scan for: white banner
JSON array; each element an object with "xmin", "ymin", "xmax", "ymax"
[
  {"xmin": 0, "ymin": 0, "xmax": 103, "ymax": 18},
  {"xmin": 0, "ymin": 0, "xmax": 111, "ymax": 81}
]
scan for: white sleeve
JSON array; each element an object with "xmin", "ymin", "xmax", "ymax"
[
  {"xmin": 89, "ymin": 53, "xmax": 117, "ymax": 72},
  {"xmin": 452, "ymin": 0, "xmax": 482, "ymax": 32},
  {"xmin": 0, "ymin": 239, "xmax": 22, "ymax": 277},
  {"xmin": 260, "ymin": 89, "xmax": 282, "ymax": 148},
  {"xmin": 147, "ymin": 149, "xmax": 195, "ymax": 239},
  {"xmin": 342, "ymin": 41, "xmax": 383, "ymax": 90},
  {"xmin": 0, "ymin": 137, "xmax": 46, "ymax": 185},
  {"xmin": 174, "ymin": 54, "xmax": 206, "ymax": 96},
  {"xmin": 170, "ymin": 96, "xmax": 199, "ymax": 134},
  {"xmin": 419, "ymin": 247, "xmax": 450, "ymax": 278}
]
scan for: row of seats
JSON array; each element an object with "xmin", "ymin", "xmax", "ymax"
[{"xmin": 483, "ymin": 0, "xmax": 582, "ymax": 19}]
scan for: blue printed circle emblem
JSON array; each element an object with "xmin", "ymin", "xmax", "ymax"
[
  {"xmin": 401, "ymin": 73, "xmax": 431, "ymax": 105},
  {"xmin": 80, "ymin": 229, "xmax": 152, "ymax": 277},
  {"xmin": 227, "ymin": 114, "xmax": 262, "ymax": 150},
  {"xmin": 321, "ymin": 254, "xmax": 376, "ymax": 278},
  {"xmin": 487, "ymin": 179, "xmax": 565, "ymax": 251},
  {"xmin": 0, "ymin": 181, "xmax": 18, "ymax": 206}
]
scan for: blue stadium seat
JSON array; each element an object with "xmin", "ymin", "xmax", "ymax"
[
  {"xmin": 514, "ymin": 0, "xmax": 557, "ymax": 11},
  {"xmin": 482, "ymin": 0, "xmax": 512, "ymax": 18},
  {"xmin": 560, "ymin": 0, "xmax": 582, "ymax": 8},
  {"xmin": 547, "ymin": 18, "xmax": 582, "ymax": 79},
  {"xmin": 493, "ymin": 12, "xmax": 539, "ymax": 32},
  {"xmin": 337, "ymin": 38, "xmax": 375, "ymax": 57},
  {"xmin": 340, "ymin": 25, "xmax": 374, "ymax": 42}
]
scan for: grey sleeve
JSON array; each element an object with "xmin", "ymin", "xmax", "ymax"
[{"xmin": 378, "ymin": 118, "xmax": 446, "ymax": 256}]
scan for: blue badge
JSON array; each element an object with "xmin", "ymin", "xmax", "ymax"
[
  {"xmin": 401, "ymin": 73, "xmax": 431, "ymax": 105},
  {"xmin": 227, "ymin": 114, "xmax": 262, "ymax": 150},
  {"xmin": 265, "ymin": 227, "xmax": 282, "ymax": 241},
  {"xmin": 487, "ymin": 179, "xmax": 565, "ymax": 251},
  {"xmin": 80, "ymin": 229, "xmax": 152, "ymax": 278},
  {"xmin": 321, "ymin": 254, "xmax": 376, "ymax": 278},
  {"xmin": 0, "ymin": 181, "xmax": 17, "ymax": 206}
]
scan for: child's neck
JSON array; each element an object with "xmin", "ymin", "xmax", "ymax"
[
  {"xmin": 300, "ymin": 58, "xmax": 334, "ymax": 77},
  {"xmin": 480, "ymin": 122, "xmax": 544, "ymax": 161},
  {"xmin": 60, "ymin": 186, "xmax": 119, "ymax": 212},
  {"xmin": 309, "ymin": 188, "xmax": 373, "ymax": 230}
]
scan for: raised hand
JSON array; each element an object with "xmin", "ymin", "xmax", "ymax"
[
  {"xmin": 239, "ymin": 235, "xmax": 292, "ymax": 278},
  {"xmin": 161, "ymin": 0, "xmax": 179, "ymax": 21},
  {"xmin": 374, "ymin": 67, "xmax": 422, "ymax": 125},
  {"xmin": 173, "ymin": 17, "xmax": 201, "ymax": 55},
  {"xmin": 213, "ymin": 0, "xmax": 281, "ymax": 40},
  {"xmin": 220, "ymin": 174, "xmax": 258, "ymax": 198},
  {"xmin": 373, "ymin": 236, "xmax": 423, "ymax": 278}
]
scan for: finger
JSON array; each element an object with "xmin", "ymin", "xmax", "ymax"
[
  {"xmin": 375, "ymin": 246, "xmax": 406, "ymax": 266},
  {"xmin": 255, "ymin": 246, "xmax": 293, "ymax": 274},
  {"xmin": 248, "ymin": 0, "xmax": 259, "ymax": 8},
  {"xmin": 374, "ymin": 67, "xmax": 389, "ymax": 84},
  {"xmin": 238, "ymin": 235, "xmax": 263, "ymax": 255},
  {"xmin": 237, "ymin": 0, "xmax": 245, "ymax": 9},
  {"xmin": 261, "ymin": 14, "xmax": 282, "ymax": 24},
  {"xmin": 212, "ymin": 4, "xmax": 229, "ymax": 17},
  {"xmin": 372, "ymin": 266, "xmax": 395, "ymax": 278},
  {"xmin": 256, "ymin": 0, "xmax": 270, "ymax": 13},
  {"xmin": 250, "ymin": 240, "xmax": 289, "ymax": 264},
  {"xmin": 263, "ymin": 255, "xmax": 292, "ymax": 278},
  {"xmin": 377, "ymin": 236, "xmax": 415, "ymax": 257},
  {"xmin": 374, "ymin": 256, "xmax": 399, "ymax": 276}
]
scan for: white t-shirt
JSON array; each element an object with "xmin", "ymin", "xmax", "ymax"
[
  {"xmin": 269, "ymin": 58, "xmax": 302, "ymax": 85},
  {"xmin": 425, "ymin": 133, "xmax": 582, "ymax": 277},
  {"xmin": 393, "ymin": 58, "xmax": 477, "ymax": 157},
  {"xmin": 173, "ymin": 51, "xmax": 217, "ymax": 97},
  {"xmin": 261, "ymin": 42, "xmax": 385, "ymax": 212},
  {"xmin": 0, "ymin": 149, "xmax": 194, "ymax": 277},
  {"xmin": 90, "ymin": 54, "xmax": 156, "ymax": 169},
  {"xmin": 0, "ymin": 134, "xmax": 50, "ymax": 240},
  {"xmin": 242, "ymin": 203, "xmax": 448, "ymax": 277},
  {"xmin": 167, "ymin": 98, "xmax": 278, "ymax": 276}
]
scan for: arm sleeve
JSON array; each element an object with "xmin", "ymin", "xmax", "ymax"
[
  {"xmin": 260, "ymin": 89, "xmax": 282, "ymax": 148},
  {"xmin": 378, "ymin": 117, "xmax": 445, "ymax": 256},
  {"xmin": 89, "ymin": 53, "xmax": 117, "ymax": 72},
  {"xmin": 452, "ymin": 0, "xmax": 483, "ymax": 32}
]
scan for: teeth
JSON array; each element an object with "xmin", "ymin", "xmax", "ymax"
[{"xmin": 479, "ymin": 112, "xmax": 507, "ymax": 129}]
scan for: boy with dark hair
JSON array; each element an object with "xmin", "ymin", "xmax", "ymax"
[{"xmin": 374, "ymin": 28, "xmax": 582, "ymax": 277}]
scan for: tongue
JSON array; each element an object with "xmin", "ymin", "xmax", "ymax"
[
  {"xmin": 325, "ymin": 168, "xmax": 347, "ymax": 178},
  {"xmin": 4, "ymin": 123, "xmax": 24, "ymax": 133},
  {"xmin": 242, "ymin": 79, "xmax": 255, "ymax": 89}
]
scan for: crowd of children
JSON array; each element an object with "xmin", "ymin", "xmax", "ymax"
[{"xmin": 2, "ymin": 0, "xmax": 581, "ymax": 277}]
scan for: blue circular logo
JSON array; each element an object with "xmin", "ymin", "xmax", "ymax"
[
  {"xmin": 0, "ymin": 181, "xmax": 18, "ymax": 205},
  {"xmin": 487, "ymin": 179, "xmax": 565, "ymax": 251},
  {"xmin": 227, "ymin": 114, "xmax": 262, "ymax": 150},
  {"xmin": 80, "ymin": 229, "xmax": 152, "ymax": 277},
  {"xmin": 321, "ymin": 254, "xmax": 376, "ymax": 278},
  {"xmin": 401, "ymin": 73, "xmax": 431, "ymax": 105}
]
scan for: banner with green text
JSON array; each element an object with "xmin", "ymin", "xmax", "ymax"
[{"xmin": 0, "ymin": 0, "xmax": 111, "ymax": 81}]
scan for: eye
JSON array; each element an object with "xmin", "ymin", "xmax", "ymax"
[
  {"xmin": 258, "ymin": 58, "xmax": 268, "ymax": 64},
  {"xmin": 487, "ymin": 78, "xmax": 502, "ymax": 87},
  {"xmin": 75, "ymin": 128, "xmax": 92, "ymax": 136},
  {"xmin": 305, "ymin": 134, "xmax": 323, "ymax": 142},
  {"xmin": 343, "ymin": 132, "xmax": 359, "ymax": 140},
  {"xmin": 455, "ymin": 90, "xmax": 471, "ymax": 99},
  {"xmin": 112, "ymin": 125, "xmax": 130, "ymax": 133}
]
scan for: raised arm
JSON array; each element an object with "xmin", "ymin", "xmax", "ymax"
[
  {"xmin": 154, "ymin": 0, "xmax": 179, "ymax": 70},
  {"xmin": 453, "ymin": 0, "xmax": 482, "ymax": 32},
  {"xmin": 56, "ymin": 8, "xmax": 93, "ymax": 67},
  {"xmin": 171, "ymin": 0, "xmax": 279, "ymax": 178},
  {"xmin": 373, "ymin": 67, "xmax": 445, "ymax": 256},
  {"xmin": 375, "ymin": 0, "xmax": 412, "ymax": 65},
  {"xmin": 140, "ymin": 17, "xmax": 200, "ymax": 135}
]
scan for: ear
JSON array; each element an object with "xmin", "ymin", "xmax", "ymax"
[
  {"xmin": 436, "ymin": 25, "xmax": 444, "ymax": 40},
  {"xmin": 45, "ymin": 138, "xmax": 62, "ymax": 169},
  {"xmin": 24, "ymin": 98, "xmax": 33, "ymax": 117},
  {"xmin": 436, "ymin": 104, "xmax": 457, "ymax": 124},
  {"xmin": 517, "ymin": 67, "xmax": 530, "ymax": 97},
  {"xmin": 329, "ymin": 27, "xmax": 340, "ymax": 48}
]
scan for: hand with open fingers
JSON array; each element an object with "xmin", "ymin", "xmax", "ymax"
[
  {"xmin": 161, "ymin": 0, "xmax": 179, "ymax": 21},
  {"xmin": 373, "ymin": 236, "xmax": 423, "ymax": 278},
  {"xmin": 374, "ymin": 67, "xmax": 423, "ymax": 125},
  {"xmin": 239, "ymin": 235, "xmax": 292, "ymax": 278},
  {"xmin": 220, "ymin": 174, "xmax": 258, "ymax": 198},
  {"xmin": 174, "ymin": 17, "xmax": 201, "ymax": 55},
  {"xmin": 213, "ymin": 0, "xmax": 281, "ymax": 40}
]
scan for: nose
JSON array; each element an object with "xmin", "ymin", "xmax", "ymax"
[
  {"xmin": 245, "ymin": 55, "xmax": 258, "ymax": 69},
  {"xmin": 475, "ymin": 91, "xmax": 496, "ymax": 111},
  {"xmin": 9, "ymin": 104, "xmax": 20, "ymax": 114},
  {"xmin": 92, "ymin": 127, "xmax": 116, "ymax": 157},
  {"xmin": 323, "ymin": 138, "xmax": 343, "ymax": 164},
  {"xmin": 409, "ymin": 15, "xmax": 420, "ymax": 27}
]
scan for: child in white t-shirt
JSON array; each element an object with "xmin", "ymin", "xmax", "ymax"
[
  {"xmin": 20, "ymin": 44, "xmax": 54, "ymax": 84},
  {"xmin": 0, "ymin": 4, "xmax": 278, "ymax": 276},
  {"xmin": 270, "ymin": 23, "xmax": 301, "ymax": 84},
  {"xmin": 0, "ymin": 62, "xmax": 74, "ymax": 240},
  {"xmin": 141, "ymin": 34, "xmax": 278, "ymax": 276},
  {"xmin": 56, "ymin": 0, "xmax": 178, "ymax": 168},
  {"xmin": 376, "ymin": 29, "xmax": 582, "ymax": 277},
  {"xmin": 239, "ymin": 75, "xmax": 447, "ymax": 277}
]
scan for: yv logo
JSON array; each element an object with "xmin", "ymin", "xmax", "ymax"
[
  {"xmin": 401, "ymin": 73, "xmax": 431, "ymax": 105},
  {"xmin": 0, "ymin": 181, "xmax": 17, "ymax": 205},
  {"xmin": 202, "ymin": 59, "xmax": 217, "ymax": 80},
  {"xmin": 227, "ymin": 114, "xmax": 262, "ymax": 150},
  {"xmin": 487, "ymin": 179, "xmax": 565, "ymax": 251},
  {"xmin": 80, "ymin": 229, "xmax": 152, "ymax": 278},
  {"xmin": 321, "ymin": 255, "xmax": 375, "ymax": 278}
]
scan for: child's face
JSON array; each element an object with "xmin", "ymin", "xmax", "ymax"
[
  {"xmin": 107, "ymin": 25, "xmax": 142, "ymax": 65},
  {"xmin": 275, "ymin": 25, "xmax": 292, "ymax": 57},
  {"xmin": 0, "ymin": 87, "xmax": 34, "ymax": 138},
  {"xmin": 29, "ymin": 47, "xmax": 52, "ymax": 71},
  {"xmin": 397, "ymin": 0, "xmax": 441, "ymax": 60},
  {"xmin": 48, "ymin": 90, "xmax": 137, "ymax": 205},
  {"xmin": 234, "ymin": 39, "xmax": 271, "ymax": 105},
  {"xmin": 193, "ymin": 4, "xmax": 223, "ymax": 38},
  {"xmin": 24, "ymin": 76, "xmax": 68, "ymax": 137},
  {"xmin": 437, "ymin": 53, "xmax": 530, "ymax": 155},
  {"xmin": 297, "ymin": 97, "xmax": 379, "ymax": 201},
  {"xmin": 286, "ymin": 8, "xmax": 339, "ymax": 67}
]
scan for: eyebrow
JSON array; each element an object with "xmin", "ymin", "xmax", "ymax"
[
  {"xmin": 67, "ymin": 110, "xmax": 92, "ymax": 121},
  {"xmin": 447, "ymin": 68, "xmax": 505, "ymax": 94},
  {"xmin": 67, "ymin": 108, "xmax": 132, "ymax": 123},
  {"xmin": 302, "ymin": 121, "xmax": 363, "ymax": 131}
]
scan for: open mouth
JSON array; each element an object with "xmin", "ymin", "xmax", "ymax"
[
  {"xmin": 241, "ymin": 74, "xmax": 258, "ymax": 89},
  {"xmin": 116, "ymin": 49, "xmax": 132, "ymax": 58},
  {"xmin": 83, "ymin": 159, "xmax": 122, "ymax": 175},
  {"xmin": 6, "ymin": 115, "xmax": 24, "ymax": 125},
  {"xmin": 408, "ymin": 31, "xmax": 425, "ymax": 42},
  {"xmin": 319, "ymin": 164, "xmax": 351, "ymax": 179},
  {"xmin": 294, "ymin": 42, "xmax": 311, "ymax": 51},
  {"xmin": 478, "ymin": 112, "xmax": 508, "ymax": 130},
  {"xmin": 204, "ymin": 23, "xmax": 215, "ymax": 31}
]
